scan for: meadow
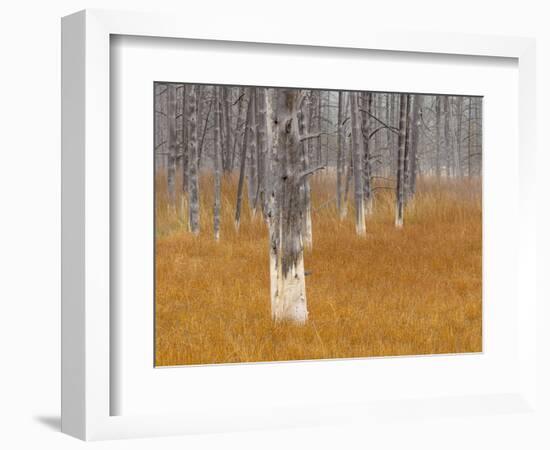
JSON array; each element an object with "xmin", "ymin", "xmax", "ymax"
[{"xmin": 155, "ymin": 172, "xmax": 482, "ymax": 366}]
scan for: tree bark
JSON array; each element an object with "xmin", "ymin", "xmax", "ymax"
[
  {"xmin": 336, "ymin": 91, "xmax": 345, "ymax": 219},
  {"xmin": 350, "ymin": 92, "xmax": 366, "ymax": 235},
  {"xmin": 298, "ymin": 92, "xmax": 313, "ymax": 249},
  {"xmin": 165, "ymin": 84, "xmax": 178, "ymax": 211},
  {"xmin": 443, "ymin": 96, "xmax": 452, "ymax": 177},
  {"xmin": 268, "ymin": 89, "xmax": 308, "ymax": 324},
  {"xmin": 435, "ymin": 96, "xmax": 442, "ymax": 179},
  {"xmin": 213, "ymin": 87, "xmax": 222, "ymax": 240},
  {"xmin": 361, "ymin": 92, "xmax": 373, "ymax": 214},
  {"xmin": 403, "ymin": 94, "xmax": 412, "ymax": 203},
  {"xmin": 454, "ymin": 97, "xmax": 463, "ymax": 177},
  {"xmin": 408, "ymin": 94, "xmax": 422, "ymax": 196},
  {"xmin": 395, "ymin": 93, "xmax": 408, "ymax": 228},
  {"xmin": 255, "ymin": 88, "xmax": 268, "ymax": 218},
  {"xmin": 247, "ymin": 91, "xmax": 258, "ymax": 215},
  {"xmin": 186, "ymin": 85, "xmax": 200, "ymax": 234},
  {"xmin": 234, "ymin": 89, "xmax": 253, "ymax": 229}
]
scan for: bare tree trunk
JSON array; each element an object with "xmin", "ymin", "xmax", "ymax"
[
  {"xmin": 443, "ymin": 96, "xmax": 452, "ymax": 177},
  {"xmin": 181, "ymin": 85, "xmax": 189, "ymax": 218},
  {"xmin": 256, "ymin": 88, "xmax": 269, "ymax": 218},
  {"xmin": 386, "ymin": 93, "xmax": 393, "ymax": 177},
  {"xmin": 247, "ymin": 91, "xmax": 258, "ymax": 216},
  {"xmin": 268, "ymin": 89, "xmax": 308, "ymax": 324},
  {"xmin": 403, "ymin": 94, "xmax": 412, "ymax": 203},
  {"xmin": 350, "ymin": 92, "xmax": 366, "ymax": 235},
  {"xmin": 395, "ymin": 93, "xmax": 408, "ymax": 228},
  {"xmin": 454, "ymin": 97, "xmax": 463, "ymax": 177},
  {"xmin": 197, "ymin": 89, "xmax": 214, "ymax": 168},
  {"xmin": 408, "ymin": 94, "xmax": 422, "ymax": 196},
  {"xmin": 361, "ymin": 92, "xmax": 373, "ymax": 215},
  {"xmin": 213, "ymin": 87, "xmax": 222, "ymax": 241},
  {"xmin": 234, "ymin": 89, "xmax": 253, "ymax": 229},
  {"xmin": 435, "ymin": 96, "xmax": 441, "ymax": 179},
  {"xmin": 166, "ymin": 84, "xmax": 177, "ymax": 209},
  {"xmin": 186, "ymin": 85, "xmax": 200, "ymax": 234},
  {"xmin": 230, "ymin": 87, "xmax": 245, "ymax": 172},
  {"xmin": 316, "ymin": 91, "xmax": 322, "ymax": 165},
  {"xmin": 298, "ymin": 92, "xmax": 313, "ymax": 249},
  {"xmin": 221, "ymin": 87, "xmax": 232, "ymax": 172},
  {"xmin": 336, "ymin": 91, "xmax": 345, "ymax": 219},
  {"xmin": 467, "ymin": 97, "xmax": 472, "ymax": 177},
  {"xmin": 154, "ymin": 84, "xmax": 168, "ymax": 171}
]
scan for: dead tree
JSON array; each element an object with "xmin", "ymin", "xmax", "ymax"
[
  {"xmin": 403, "ymin": 94, "xmax": 412, "ymax": 203},
  {"xmin": 213, "ymin": 87, "xmax": 222, "ymax": 240},
  {"xmin": 166, "ymin": 84, "xmax": 177, "ymax": 209},
  {"xmin": 435, "ymin": 96, "xmax": 442, "ymax": 178},
  {"xmin": 186, "ymin": 85, "xmax": 200, "ymax": 234},
  {"xmin": 395, "ymin": 93, "xmax": 408, "ymax": 228},
  {"xmin": 235, "ymin": 89, "xmax": 253, "ymax": 229},
  {"xmin": 336, "ymin": 91, "xmax": 345, "ymax": 219},
  {"xmin": 454, "ymin": 97, "xmax": 464, "ymax": 177},
  {"xmin": 350, "ymin": 92, "xmax": 366, "ymax": 235},
  {"xmin": 298, "ymin": 92, "xmax": 313, "ymax": 249},
  {"xmin": 247, "ymin": 91, "xmax": 258, "ymax": 216},
  {"xmin": 408, "ymin": 94, "xmax": 422, "ymax": 197},
  {"xmin": 268, "ymin": 89, "xmax": 321, "ymax": 324},
  {"xmin": 361, "ymin": 92, "xmax": 373, "ymax": 214},
  {"xmin": 443, "ymin": 96, "xmax": 452, "ymax": 177}
]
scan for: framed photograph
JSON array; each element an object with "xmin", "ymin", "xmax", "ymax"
[{"xmin": 61, "ymin": 9, "xmax": 538, "ymax": 441}]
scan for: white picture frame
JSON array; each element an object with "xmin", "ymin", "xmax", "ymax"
[{"xmin": 61, "ymin": 9, "xmax": 538, "ymax": 441}]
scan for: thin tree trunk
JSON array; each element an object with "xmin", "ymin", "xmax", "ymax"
[
  {"xmin": 467, "ymin": 97, "xmax": 472, "ymax": 177},
  {"xmin": 197, "ymin": 89, "xmax": 214, "ymax": 168},
  {"xmin": 408, "ymin": 94, "xmax": 422, "ymax": 196},
  {"xmin": 181, "ymin": 85, "xmax": 189, "ymax": 218},
  {"xmin": 443, "ymin": 96, "xmax": 452, "ymax": 177},
  {"xmin": 395, "ymin": 93, "xmax": 408, "ymax": 228},
  {"xmin": 435, "ymin": 96, "xmax": 441, "ymax": 179},
  {"xmin": 336, "ymin": 91, "xmax": 345, "ymax": 219},
  {"xmin": 298, "ymin": 92, "xmax": 313, "ymax": 249},
  {"xmin": 361, "ymin": 92, "xmax": 373, "ymax": 214},
  {"xmin": 186, "ymin": 85, "xmax": 200, "ymax": 234},
  {"xmin": 403, "ymin": 94, "xmax": 412, "ymax": 203},
  {"xmin": 166, "ymin": 84, "xmax": 177, "ymax": 209},
  {"xmin": 221, "ymin": 87, "xmax": 232, "ymax": 172},
  {"xmin": 350, "ymin": 92, "xmax": 366, "ymax": 236},
  {"xmin": 247, "ymin": 92, "xmax": 258, "ymax": 216},
  {"xmin": 234, "ymin": 89, "xmax": 253, "ymax": 229},
  {"xmin": 256, "ymin": 88, "xmax": 269, "ymax": 218},
  {"xmin": 213, "ymin": 87, "xmax": 222, "ymax": 240},
  {"xmin": 455, "ymin": 97, "xmax": 463, "ymax": 177},
  {"xmin": 230, "ymin": 87, "xmax": 245, "ymax": 172}
]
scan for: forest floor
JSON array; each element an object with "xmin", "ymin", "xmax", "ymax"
[{"xmin": 155, "ymin": 172, "xmax": 482, "ymax": 366}]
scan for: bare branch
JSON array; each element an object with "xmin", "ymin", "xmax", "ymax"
[
  {"xmin": 297, "ymin": 165, "xmax": 326, "ymax": 181},
  {"xmin": 359, "ymin": 108, "xmax": 399, "ymax": 134},
  {"xmin": 232, "ymin": 93, "xmax": 245, "ymax": 106},
  {"xmin": 300, "ymin": 131, "xmax": 336, "ymax": 142}
]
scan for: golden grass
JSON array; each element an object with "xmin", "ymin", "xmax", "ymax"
[{"xmin": 155, "ymin": 171, "xmax": 482, "ymax": 366}]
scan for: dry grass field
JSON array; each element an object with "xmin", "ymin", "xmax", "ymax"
[{"xmin": 155, "ymin": 172, "xmax": 482, "ymax": 366}]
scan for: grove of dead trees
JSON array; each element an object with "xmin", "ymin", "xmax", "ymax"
[{"xmin": 155, "ymin": 83, "xmax": 483, "ymax": 324}]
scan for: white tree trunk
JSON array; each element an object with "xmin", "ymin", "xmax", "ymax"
[{"xmin": 268, "ymin": 89, "xmax": 308, "ymax": 324}]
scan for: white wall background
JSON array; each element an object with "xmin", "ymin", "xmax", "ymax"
[{"xmin": 0, "ymin": 1, "xmax": 548, "ymax": 449}]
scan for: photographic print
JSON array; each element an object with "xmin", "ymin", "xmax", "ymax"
[{"xmin": 154, "ymin": 84, "xmax": 482, "ymax": 366}]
